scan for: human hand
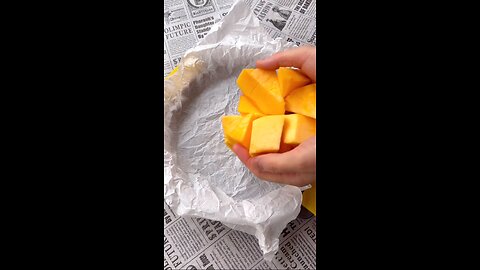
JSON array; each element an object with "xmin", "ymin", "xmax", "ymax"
[
  {"xmin": 256, "ymin": 45, "xmax": 316, "ymax": 82},
  {"xmin": 232, "ymin": 46, "xmax": 317, "ymax": 186},
  {"xmin": 232, "ymin": 136, "xmax": 316, "ymax": 187}
]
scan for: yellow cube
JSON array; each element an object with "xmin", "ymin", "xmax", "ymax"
[
  {"xmin": 238, "ymin": 95, "xmax": 264, "ymax": 117},
  {"xmin": 278, "ymin": 67, "xmax": 311, "ymax": 97},
  {"xmin": 222, "ymin": 114, "xmax": 256, "ymax": 150},
  {"xmin": 285, "ymin": 84, "xmax": 316, "ymax": 119},
  {"xmin": 237, "ymin": 69, "xmax": 285, "ymax": 115},
  {"xmin": 249, "ymin": 115, "xmax": 285, "ymax": 156},
  {"xmin": 282, "ymin": 114, "xmax": 316, "ymax": 145}
]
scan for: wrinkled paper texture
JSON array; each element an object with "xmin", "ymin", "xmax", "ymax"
[{"xmin": 164, "ymin": 0, "xmax": 303, "ymax": 261}]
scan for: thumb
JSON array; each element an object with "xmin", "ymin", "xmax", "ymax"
[
  {"xmin": 253, "ymin": 139, "xmax": 316, "ymax": 174},
  {"xmin": 231, "ymin": 137, "xmax": 316, "ymax": 186}
]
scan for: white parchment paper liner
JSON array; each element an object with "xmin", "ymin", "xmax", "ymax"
[{"xmin": 164, "ymin": 0, "xmax": 305, "ymax": 261}]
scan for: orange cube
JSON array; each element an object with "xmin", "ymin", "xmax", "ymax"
[
  {"xmin": 249, "ymin": 115, "xmax": 285, "ymax": 156},
  {"xmin": 278, "ymin": 67, "xmax": 311, "ymax": 97},
  {"xmin": 285, "ymin": 84, "xmax": 316, "ymax": 119},
  {"xmin": 237, "ymin": 69, "xmax": 285, "ymax": 115}
]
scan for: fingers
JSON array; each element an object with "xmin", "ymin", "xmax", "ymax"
[
  {"xmin": 247, "ymin": 170, "xmax": 315, "ymax": 187},
  {"xmin": 255, "ymin": 46, "xmax": 316, "ymax": 82},
  {"xmin": 232, "ymin": 144, "xmax": 264, "ymax": 180},
  {"xmin": 232, "ymin": 143, "xmax": 251, "ymax": 167},
  {"xmin": 254, "ymin": 137, "xmax": 316, "ymax": 173},
  {"xmin": 232, "ymin": 141, "xmax": 316, "ymax": 187},
  {"xmin": 256, "ymin": 46, "xmax": 313, "ymax": 69}
]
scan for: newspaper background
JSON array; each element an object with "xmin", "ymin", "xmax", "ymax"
[
  {"xmin": 165, "ymin": 202, "xmax": 317, "ymax": 270},
  {"xmin": 164, "ymin": 0, "xmax": 316, "ymax": 77},
  {"xmin": 164, "ymin": 0, "xmax": 316, "ymax": 268}
]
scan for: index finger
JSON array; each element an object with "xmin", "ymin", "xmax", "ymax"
[{"xmin": 255, "ymin": 46, "xmax": 316, "ymax": 81}]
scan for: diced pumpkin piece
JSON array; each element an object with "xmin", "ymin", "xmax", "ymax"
[
  {"xmin": 278, "ymin": 67, "xmax": 311, "ymax": 97},
  {"xmin": 238, "ymin": 95, "xmax": 264, "ymax": 117},
  {"xmin": 224, "ymin": 136, "xmax": 235, "ymax": 149},
  {"xmin": 222, "ymin": 114, "xmax": 256, "ymax": 150},
  {"xmin": 249, "ymin": 115, "xmax": 285, "ymax": 156},
  {"xmin": 282, "ymin": 114, "xmax": 316, "ymax": 145},
  {"xmin": 285, "ymin": 84, "xmax": 316, "ymax": 119},
  {"xmin": 237, "ymin": 69, "xmax": 285, "ymax": 115}
]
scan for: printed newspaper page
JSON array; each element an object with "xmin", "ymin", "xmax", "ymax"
[
  {"xmin": 244, "ymin": 0, "xmax": 316, "ymax": 46},
  {"xmin": 164, "ymin": 0, "xmax": 316, "ymax": 77},
  {"xmin": 164, "ymin": 201, "xmax": 316, "ymax": 269},
  {"xmin": 164, "ymin": 0, "xmax": 233, "ymax": 77}
]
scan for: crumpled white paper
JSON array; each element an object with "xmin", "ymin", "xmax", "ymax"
[{"xmin": 164, "ymin": 0, "xmax": 303, "ymax": 261}]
